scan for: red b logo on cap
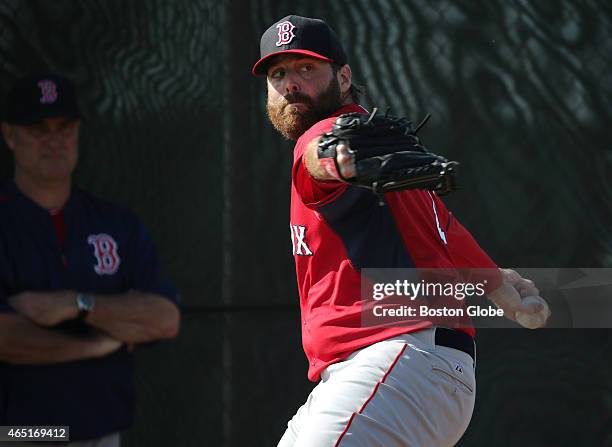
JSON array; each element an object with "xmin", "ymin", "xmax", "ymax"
[
  {"xmin": 37, "ymin": 80, "xmax": 58, "ymax": 104},
  {"xmin": 276, "ymin": 21, "xmax": 295, "ymax": 46}
]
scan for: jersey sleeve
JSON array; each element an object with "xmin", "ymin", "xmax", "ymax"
[
  {"xmin": 435, "ymin": 195, "xmax": 503, "ymax": 293},
  {"xmin": 125, "ymin": 218, "xmax": 180, "ymax": 305},
  {"xmin": 292, "ymin": 118, "xmax": 348, "ymax": 208}
]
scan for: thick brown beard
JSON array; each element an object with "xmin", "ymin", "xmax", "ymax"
[{"xmin": 266, "ymin": 78, "xmax": 342, "ymax": 140}]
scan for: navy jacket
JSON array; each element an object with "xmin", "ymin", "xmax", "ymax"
[{"xmin": 0, "ymin": 181, "xmax": 178, "ymax": 441}]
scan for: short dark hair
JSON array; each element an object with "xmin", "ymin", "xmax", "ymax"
[{"xmin": 332, "ymin": 63, "xmax": 366, "ymax": 103}]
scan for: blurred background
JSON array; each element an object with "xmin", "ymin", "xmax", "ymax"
[{"xmin": 0, "ymin": 0, "xmax": 611, "ymax": 446}]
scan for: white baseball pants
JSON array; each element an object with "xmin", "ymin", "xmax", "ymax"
[{"xmin": 277, "ymin": 328, "xmax": 476, "ymax": 447}]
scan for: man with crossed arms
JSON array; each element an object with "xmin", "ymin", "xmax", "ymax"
[{"xmin": 0, "ymin": 74, "xmax": 180, "ymax": 446}]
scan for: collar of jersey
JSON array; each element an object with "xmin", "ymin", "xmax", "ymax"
[{"xmin": 5, "ymin": 180, "xmax": 79, "ymax": 217}]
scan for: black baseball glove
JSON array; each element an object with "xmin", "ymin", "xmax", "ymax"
[{"xmin": 317, "ymin": 109, "xmax": 458, "ymax": 195}]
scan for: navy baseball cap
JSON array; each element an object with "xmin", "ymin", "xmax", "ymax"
[
  {"xmin": 252, "ymin": 15, "xmax": 348, "ymax": 76},
  {"xmin": 4, "ymin": 74, "xmax": 80, "ymax": 125}
]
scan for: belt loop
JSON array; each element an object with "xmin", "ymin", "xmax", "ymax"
[{"xmin": 434, "ymin": 327, "xmax": 475, "ymax": 362}]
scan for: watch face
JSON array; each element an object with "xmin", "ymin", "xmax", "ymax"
[{"xmin": 78, "ymin": 294, "xmax": 95, "ymax": 312}]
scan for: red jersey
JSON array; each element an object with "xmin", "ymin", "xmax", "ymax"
[{"xmin": 290, "ymin": 104, "xmax": 501, "ymax": 381}]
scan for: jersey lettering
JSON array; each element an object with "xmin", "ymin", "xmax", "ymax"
[
  {"xmin": 290, "ymin": 224, "xmax": 313, "ymax": 256},
  {"xmin": 276, "ymin": 21, "xmax": 296, "ymax": 46},
  {"xmin": 87, "ymin": 234, "xmax": 121, "ymax": 275}
]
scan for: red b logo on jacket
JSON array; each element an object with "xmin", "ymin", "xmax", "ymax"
[{"xmin": 88, "ymin": 234, "xmax": 121, "ymax": 275}]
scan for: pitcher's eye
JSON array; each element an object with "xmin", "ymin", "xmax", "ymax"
[{"xmin": 270, "ymin": 69, "xmax": 285, "ymax": 79}]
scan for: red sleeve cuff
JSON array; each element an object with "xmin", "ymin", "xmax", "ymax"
[{"xmin": 293, "ymin": 153, "xmax": 347, "ymax": 208}]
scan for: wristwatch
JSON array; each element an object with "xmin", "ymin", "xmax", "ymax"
[{"xmin": 76, "ymin": 294, "xmax": 95, "ymax": 321}]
